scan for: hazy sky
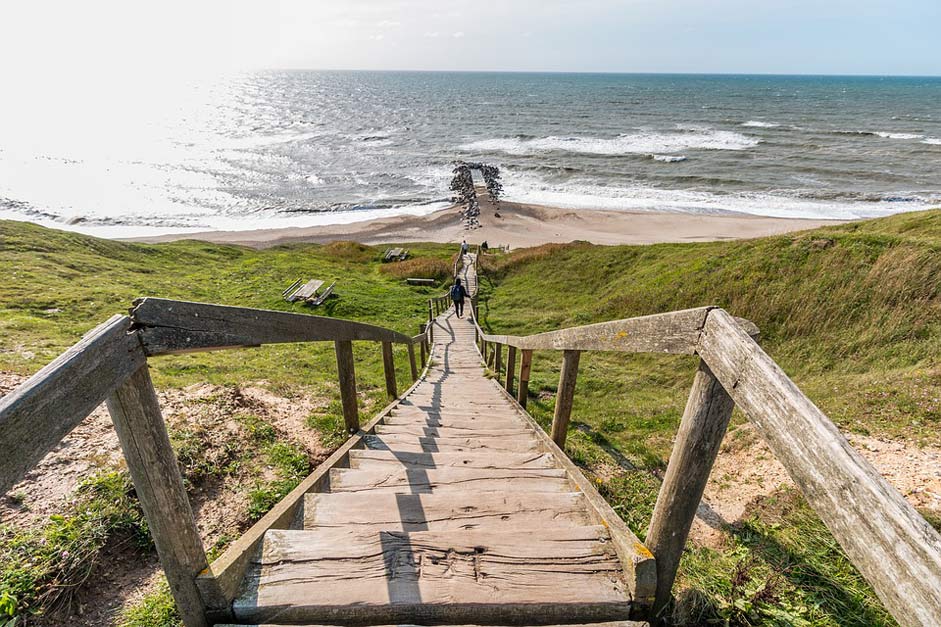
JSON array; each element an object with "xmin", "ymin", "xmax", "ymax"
[{"xmin": 1, "ymin": 0, "xmax": 939, "ymax": 78}]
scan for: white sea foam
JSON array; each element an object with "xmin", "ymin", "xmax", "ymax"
[
  {"xmin": 921, "ymin": 138, "xmax": 941, "ymax": 145},
  {"xmin": 460, "ymin": 129, "xmax": 759, "ymax": 156},
  {"xmin": 742, "ymin": 120, "xmax": 780, "ymax": 128},
  {"xmin": 500, "ymin": 171, "xmax": 935, "ymax": 221},
  {"xmin": 650, "ymin": 155, "xmax": 688, "ymax": 163},
  {"xmin": 875, "ymin": 131, "xmax": 925, "ymax": 140}
]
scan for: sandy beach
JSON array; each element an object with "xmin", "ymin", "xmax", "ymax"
[{"xmin": 132, "ymin": 196, "xmax": 845, "ymax": 249}]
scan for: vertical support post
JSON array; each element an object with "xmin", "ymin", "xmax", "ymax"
[
  {"xmin": 517, "ymin": 349, "xmax": 533, "ymax": 408},
  {"xmin": 381, "ymin": 341, "xmax": 397, "ymax": 399},
  {"xmin": 494, "ymin": 343, "xmax": 503, "ymax": 381},
  {"xmin": 419, "ymin": 325, "xmax": 427, "ymax": 367},
  {"xmin": 407, "ymin": 343, "xmax": 418, "ymax": 381},
  {"xmin": 106, "ymin": 365, "xmax": 210, "ymax": 627},
  {"xmin": 334, "ymin": 340, "xmax": 360, "ymax": 433},
  {"xmin": 505, "ymin": 345, "xmax": 517, "ymax": 395},
  {"xmin": 646, "ymin": 359, "xmax": 734, "ymax": 616},
  {"xmin": 550, "ymin": 350, "xmax": 581, "ymax": 448},
  {"xmin": 428, "ymin": 301, "xmax": 434, "ymax": 324}
]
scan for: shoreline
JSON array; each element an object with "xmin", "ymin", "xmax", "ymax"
[{"xmin": 128, "ymin": 198, "xmax": 849, "ymax": 249}]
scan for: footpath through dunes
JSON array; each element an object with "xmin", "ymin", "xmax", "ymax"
[{"xmin": 224, "ymin": 255, "xmax": 650, "ymax": 626}]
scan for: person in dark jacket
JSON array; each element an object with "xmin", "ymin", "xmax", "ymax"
[{"xmin": 450, "ymin": 278, "xmax": 468, "ymax": 318}]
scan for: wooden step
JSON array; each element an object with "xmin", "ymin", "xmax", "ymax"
[
  {"xmin": 374, "ymin": 425, "xmax": 533, "ymax": 438},
  {"xmin": 301, "ymin": 491, "xmax": 590, "ymax": 531},
  {"xmin": 382, "ymin": 415, "xmax": 522, "ymax": 429},
  {"xmin": 348, "ymin": 450, "xmax": 557, "ymax": 470},
  {"xmin": 217, "ymin": 622, "xmax": 649, "ymax": 626},
  {"xmin": 364, "ymin": 434, "xmax": 541, "ymax": 454},
  {"xmin": 232, "ymin": 526, "xmax": 632, "ymax": 625},
  {"xmin": 329, "ymin": 467, "xmax": 570, "ymax": 494}
]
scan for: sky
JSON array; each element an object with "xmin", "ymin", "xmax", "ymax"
[{"xmin": 0, "ymin": 0, "xmax": 939, "ymax": 81}]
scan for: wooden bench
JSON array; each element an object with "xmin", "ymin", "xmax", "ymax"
[
  {"xmin": 284, "ymin": 279, "xmax": 335, "ymax": 306},
  {"xmin": 382, "ymin": 248, "xmax": 409, "ymax": 262}
]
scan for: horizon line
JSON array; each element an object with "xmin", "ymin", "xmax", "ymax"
[{"xmin": 248, "ymin": 68, "xmax": 941, "ymax": 79}]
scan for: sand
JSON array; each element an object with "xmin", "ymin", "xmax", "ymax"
[{"xmin": 131, "ymin": 196, "xmax": 845, "ymax": 249}]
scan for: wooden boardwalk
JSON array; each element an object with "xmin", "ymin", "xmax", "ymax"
[{"xmin": 225, "ymin": 256, "xmax": 646, "ymax": 625}]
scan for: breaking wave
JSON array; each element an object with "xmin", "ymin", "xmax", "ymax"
[{"xmin": 460, "ymin": 129, "xmax": 759, "ymax": 156}]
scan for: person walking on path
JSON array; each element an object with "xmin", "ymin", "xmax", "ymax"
[
  {"xmin": 461, "ymin": 239, "xmax": 469, "ymax": 256},
  {"xmin": 450, "ymin": 277, "xmax": 468, "ymax": 318}
]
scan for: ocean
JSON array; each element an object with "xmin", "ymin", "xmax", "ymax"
[{"xmin": 1, "ymin": 71, "xmax": 939, "ymax": 237}]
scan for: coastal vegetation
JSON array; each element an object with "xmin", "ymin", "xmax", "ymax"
[{"xmin": 3, "ymin": 211, "xmax": 941, "ymax": 625}]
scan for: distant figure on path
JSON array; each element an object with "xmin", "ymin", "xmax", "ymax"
[
  {"xmin": 450, "ymin": 278, "xmax": 468, "ymax": 318},
  {"xmin": 461, "ymin": 239, "xmax": 469, "ymax": 256}
]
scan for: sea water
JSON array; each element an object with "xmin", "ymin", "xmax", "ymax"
[{"xmin": 1, "ymin": 71, "xmax": 939, "ymax": 237}]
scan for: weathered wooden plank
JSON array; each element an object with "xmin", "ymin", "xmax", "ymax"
[
  {"xmin": 130, "ymin": 298, "xmax": 412, "ymax": 355},
  {"xmin": 551, "ymin": 350, "xmax": 581, "ymax": 448},
  {"xmin": 698, "ymin": 308, "xmax": 941, "ymax": 627},
  {"xmin": 347, "ymin": 450, "xmax": 557, "ymax": 470},
  {"xmin": 381, "ymin": 341, "xmax": 397, "ymax": 398},
  {"xmin": 0, "ymin": 315, "xmax": 145, "ymax": 494},
  {"xmin": 407, "ymin": 343, "xmax": 418, "ymax": 381},
  {"xmin": 302, "ymin": 491, "xmax": 590, "ymax": 531},
  {"xmin": 292, "ymin": 279, "xmax": 324, "ymax": 301},
  {"xmin": 216, "ymin": 622, "xmax": 648, "ymax": 627},
  {"xmin": 329, "ymin": 467, "xmax": 569, "ymax": 493},
  {"xmin": 505, "ymin": 345, "xmax": 517, "ymax": 395},
  {"xmin": 364, "ymin": 434, "xmax": 542, "ymax": 454},
  {"xmin": 333, "ymin": 340, "xmax": 359, "ymax": 433},
  {"xmin": 645, "ymin": 359, "xmax": 734, "ymax": 613},
  {"xmin": 374, "ymin": 424, "xmax": 534, "ymax": 438},
  {"xmin": 517, "ymin": 349, "xmax": 533, "ymax": 409},
  {"xmin": 232, "ymin": 527, "xmax": 632, "ymax": 625},
  {"xmin": 107, "ymin": 365, "xmax": 211, "ymax": 627}
]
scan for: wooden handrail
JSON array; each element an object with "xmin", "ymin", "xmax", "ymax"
[
  {"xmin": 470, "ymin": 295, "xmax": 941, "ymax": 625},
  {"xmin": 1, "ymin": 296, "xmax": 436, "ymax": 627},
  {"xmin": 0, "ymin": 315, "xmax": 145, "ymax": 493},
  {"xmin": 131, "ymin": 298, "xmax": 417, "ymax": 355}
]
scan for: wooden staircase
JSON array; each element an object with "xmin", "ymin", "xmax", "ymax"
[{"xmin": 219, "ymin": 255, "xmax": 647, "ymax": 625}]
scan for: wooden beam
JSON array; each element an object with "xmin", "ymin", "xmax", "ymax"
[
  {"xmin": 381, "ymin": 341, "xmax": 397, "ymax": 399},
  {"xmin": 698, "ymin": 308, "xmax": 941, "ymax": 627},
  {"xmin": 0, "ymin": 315, "xmax": 145, "ymax": 494},
  {"xmin": 334, "ymin": 340, "xmax": 359, "ymax": 433},
  {"xmin": 407, "ymin": 343, "xmax": 418, "ymax": 381},
  {"xmin": 107, "ymin": 365, "xmax": 211, "ymax": 627},
  {"xmin": 517, "ymin": 349, "xmax": 533, "ymax": 409},
  {"xmin": 505, "ymin": 345, "xmax": 517, "ymax": 395},
  {"xmin": 550, "ymin": 350, "xmax": 581, "ymax": 448},
  {"xmin": 474, "ymin": 307, "xmax": 759, "ymax": 354},
  {"xmin": 645, "ymin": 359, "xmax": 734, "ymax": 614},
  {"xmin": 131, "ymin": 298, "xmax": 413, "ymax": 356},
  {"xmin": 494, "ymin": 343, "xmax": 503, "ymax": 381}
]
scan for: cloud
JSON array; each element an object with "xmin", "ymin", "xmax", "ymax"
[
  {"xmin": 452, "ymin": 31, "xmax": 465, "ymax": 38},
  {"xmin": 376, "ymin": 20, "xmax": 401, "ymax": 28},
  {"xmin": 423, "ymin": 31, "xmax": 440, "ymax": 38}
]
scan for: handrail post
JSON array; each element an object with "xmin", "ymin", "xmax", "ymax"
[
  {"xmin": 550, "ymin": 350, "xmax": 581, "ymax": 448},
  {"xmin": 646, "ymin": 359, "xmax": 734, "ymax": 616},
  {"xmin": 106, "ymin": 365, "xmax": 211, "ymax": 627},
  {"xmin": 334, "ymin": 340, "xmax": 360, "ymax": 433},
  {"xmin": 381, "ymin": 341, "xmax": 397, "ymax": 399},
  {"xmin": 494, "ymin": 343, "xmax": 503, "ymax": 382},
  {"xmin": 407, "ymin": 343, "xmax": 418, "ymax": 381},
  {"xmin": 505, "ymin": 345, "xmax": 517, "ymax": 395},
  {"xmin": 517, "ymin": 349, "xmax": 533, "ymax": 408},
  {"xmin": 419, "ymin": 324, "xmax": 427, "ymax": 366}
]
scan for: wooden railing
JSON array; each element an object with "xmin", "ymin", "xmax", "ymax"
[
  {"xmin": 0, "ymin": 298, "xmax": 432, "ymax": 627},
  {"xmin": 470, "ymin": 305, "xmax": 941, "ymax": 626}
]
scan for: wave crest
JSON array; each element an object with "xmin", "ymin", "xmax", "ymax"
[{"xmin": 460, "ymin": 129, "xmax": 759, "ymax": 156}]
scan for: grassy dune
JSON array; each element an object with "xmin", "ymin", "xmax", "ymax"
[{"xmin": 3, "ymin": 212, "xmax": 941, "ymax": 625}]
